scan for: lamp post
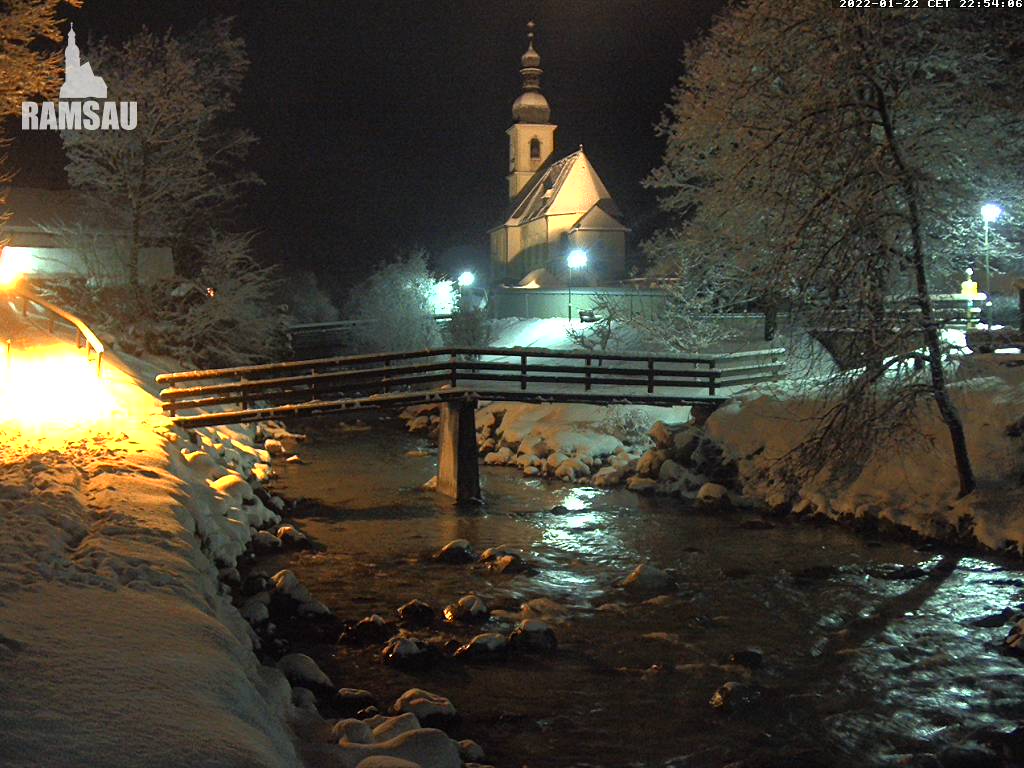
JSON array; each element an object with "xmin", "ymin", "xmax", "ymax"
[
  {"xmin": 981, "ymin": 203, "xmax": 1003, "ymax": 325},
  {"xmin": 566, "ymin": 248, "xmax": 588, "ymax": 321}
]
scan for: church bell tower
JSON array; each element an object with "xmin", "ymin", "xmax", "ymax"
[{"xmin": 507, "ymin": 22, "xmax": 557, "ymax": 199}]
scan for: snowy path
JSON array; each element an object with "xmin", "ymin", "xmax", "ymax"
[{"xmin": 0, "ymin": 309, "xmax": 301, "ymax": 768}]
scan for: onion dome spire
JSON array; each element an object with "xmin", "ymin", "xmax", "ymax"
[{"xmin": 512, "ymin": 21, "xmax": 550, "ymax": 124}]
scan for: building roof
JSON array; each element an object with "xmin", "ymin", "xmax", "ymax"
[
  {"xmin": 1, "ymin": 186, "xmax": 122, "ymax": 233},
  {"xmin": 495, "ymin": 149, "xmax": 628, "ymax": 232}
]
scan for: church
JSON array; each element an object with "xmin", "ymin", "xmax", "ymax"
[{"xmin": 489, "ymin": 23, "xmax": 629, "ymax": 287}]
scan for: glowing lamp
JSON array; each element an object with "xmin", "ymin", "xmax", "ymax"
[
  {"xmin": 458, "ymin": 271, "xmax": 475, "ymax": 287},
  {"xmin": 567, "ymin": 249, "xmax": 588, "ymax": 270},
  {"xmin": 0, "ymin": 247, "xmax": 32, "ymax": 288},
  {"xmin": 981, "ymin": 203, "xmax": 1003, "ymax": 224}
]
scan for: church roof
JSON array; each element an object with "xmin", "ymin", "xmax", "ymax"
[{"xmin": 495, "ymin": 149, "xmax": 628, "ymax": 232}]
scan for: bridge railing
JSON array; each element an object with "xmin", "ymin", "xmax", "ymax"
[
  {"xmin": 7, "ymin": 288, "xmax": 105, "ymax": 375},
  {"xmin": 156, "ymin": 345, "xmax": 785, "ymax": 420}
]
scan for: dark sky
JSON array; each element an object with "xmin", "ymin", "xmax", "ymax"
[{"xmin": 9, "ymin": 0, "xmax": 724, "ymax": 295}]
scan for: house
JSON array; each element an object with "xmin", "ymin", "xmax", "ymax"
[
  {"xmin": 0, "ymin": 186, "xmax": 174, "ymax": 284},
  {"xmin": 489, "ymin": 23, "xmax": 629, "ymax": 286}
]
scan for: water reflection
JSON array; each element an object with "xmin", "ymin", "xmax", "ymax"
[{"xmin": 268, "ymin": 420, "xmax": 1024, "ymax": 768}]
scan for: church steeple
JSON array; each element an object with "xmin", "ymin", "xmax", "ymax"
[{"xmin": 506, "ymin": 21, "xmax": 557, "ymax": 199}]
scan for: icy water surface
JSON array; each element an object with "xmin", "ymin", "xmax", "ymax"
[{"xmin": 264, "ymin": 417, "xmax": 1024, "ymax": 768}]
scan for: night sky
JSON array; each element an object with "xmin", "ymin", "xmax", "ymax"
[{"xmin": 9, "ymin": 0, "xmax": 725, "ymax": 296}]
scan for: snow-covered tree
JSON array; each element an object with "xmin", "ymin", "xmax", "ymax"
[
  {"xmin": 648, "ymin": 3, "xmax": 1024, "ymax": 496},
  {"xmin": 0, "ymin": 0, "xmax": 81, "ymax": 214},
  {"xmin": 346, "ymin": 250, "xmax": 444, "ymax": 353},
  {"xmin": 61, "ymin": 18, "xmax": 258, "ymax": 286}
]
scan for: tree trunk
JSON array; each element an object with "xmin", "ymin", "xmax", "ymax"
[{"xmin": 874, "ymin": 82, "xmax": 976, "ymax": 497}]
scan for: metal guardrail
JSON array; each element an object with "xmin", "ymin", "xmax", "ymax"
[
  {"xmin": 7, "ymin": 288, "xmax": 105, "ymax": 375},
  {"xmin": 157, "ymin": 345, "xmax": 785, "ymax": 425}
]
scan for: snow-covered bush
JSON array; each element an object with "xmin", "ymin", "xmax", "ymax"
[
  {"xmin": 278, "ymin": 270, "xmax": 339, "ymax": 324},
  {"xmin": 346, "ymin": 250, "xmax": 444, "ymax": 353},
  {"xmin": 443, "ymin": 293, "xmax": 494, "ymax": 350}
]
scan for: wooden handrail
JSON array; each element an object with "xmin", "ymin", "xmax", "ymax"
[
  {"xmin": 155, "ymin": 345, "xmax": 786, "ymax": 385},
  {"xmin": 14, "ymin": 288, "xmax": 105, "ymax": 375}
]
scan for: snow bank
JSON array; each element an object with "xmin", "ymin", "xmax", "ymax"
[
  {"xmin": 0, "ymin": 353, "xmax": 301, "ymax": 768},
  {"xmin": 705, "ymin": 356, "xmax": 1024, "ymax": 552}
]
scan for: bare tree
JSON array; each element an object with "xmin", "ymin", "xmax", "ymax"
[
  {"xmin": 648, "ymin": 2, "xmax": 1024, "ymax": 496},
  {"xmin": 61, "ymin": 18, "xmax": 258, "ymax": 287}
]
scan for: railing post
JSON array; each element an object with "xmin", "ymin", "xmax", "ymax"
[
  {"xmin": 647, "ymin": 358, "xmax": 654, "ymax": 394},
  {"xmin": 450, "ymin": 352, "xmax": 458, "ymax": 388},
  {"xmin": 520, "ymin": 353, "xmax": 527, "ymax": 391},
  {"xmin": 241, "ymin": 376, "xmax": 249, "ymax": 411},
  {"xmin": 382, "ymin": 360, "xmax": 389, "ymax": 393},
  {"xmin": 585, "ymin": 355, "xmax": 592, "ymax": 391},
  {"xmin": 709, "ymin": 360, "xmax": 717, "ymax": 396},
  {"xmin": 96, "ymin": 350, "xmax": 103, "ymax": 378},
  {"xmin": 21, "ymin": 296, "xmax": 28, "ymax": 317},
  {"xmin": 76, "ymin": 329, "xmax": 82, "ymax": 349}
]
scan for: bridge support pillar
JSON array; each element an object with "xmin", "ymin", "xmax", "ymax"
[{"xmin": 437, "ymin": 397, "xmax": 480, "ymax": 502}]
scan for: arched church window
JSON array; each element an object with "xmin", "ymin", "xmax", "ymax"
[{"xmin": 530, "ymin": 138, "xmax": 541, "ymax": 159}]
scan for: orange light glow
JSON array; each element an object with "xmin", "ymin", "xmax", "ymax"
[
  {"xmin": 0, "ymin": 248, "xmax": 31, "ymax": 288},
  {"xmin": 0, "ymin": 348, "xmax": 116, "ymax": 432}
]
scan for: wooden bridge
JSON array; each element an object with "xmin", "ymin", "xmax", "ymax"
[{"xmin": 156, "ymin": 346, "xmax": 784, "ymax": 501}]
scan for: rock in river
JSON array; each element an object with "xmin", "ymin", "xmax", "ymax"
[
  {"xmin": 620, "ymin": 564, "xmax": 676, "ymax": 594},
  {"xmin": 334, "ymin": 688, "xmax": 378, "ymax": 718},
  {"xmin": 382, "ymin": 637, "xmax": 437, "ymax": 669},
  {"xmin": 709, "ymin": 681, "xmax": 763, "ymax": 712},
  {"xmin": 397, "ymin": 599, "xmax": 435, "ymax": 627},
  {"xmin": 443, "ymin": 594, "xmax": 488, "ymax": 623},
  {"xmin": 432, "ymin": 539, "xmax": 475, "ymax": 564},
  {"xmin": 508, "ymin": 619, "xmax": 557, "ymax": 653},
  {"xmin": 340, "ymin": 614, "xmax": 398, "ymax": 645},
  {"xmin": 454, "ymin": 632, "xmax": 508, "ymax": 660},
  {"xmin": 392, "ymin": 688, "xmax": 457, "ymax": 725}
]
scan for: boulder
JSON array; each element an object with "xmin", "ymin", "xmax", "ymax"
[
  {"xmin": 454, "ymin": 632, "xmax": 508, "ymax": 660},
  {"xmin": 333, "ymin": 717, "xmax": 374, "ymax": 744},
  {"xmin": 636, "ymin": 449, "xmax": 668, "ymax": 478},
  {"xmin": 508, "ymin": 619, "xmax": 557, "ymax": 653},
  {"xmin": 626, "ymin": 476, "xmax": 658, "ymax": 495},
  {"xmin": 483, "ymin": 447, "xmax": 513, "ymax": 465},
  {"xmin": 340, "ymin": 615, "xmax": 396, "ymax": 645},
  {"xmin": 381, "ymin": 637, "xmax": 437, "ymax": 669},
  {"xmin": 1004, "ymin": 619, "xmax": 1024, "ymax": 656},
  {"xmin": 545, "ymin": 452, "xmax": 569, "ymax": 472},
  {"xmin": 489, "ymin": 554, "xmax": 529, "ymax": 575},
  {"xmin": 697, "ymin": 483, "xmax": 730, "ymax": 509},
  {"xmin": 277, "ymin": 653, "xmax": 332, "ymax": 690},
  {"xmin": 479, "ymin": 545, "xmax": 522, "ymax": 563},
  {"xmin": 396, "ymin": 599, "xmax": 435, "ymax": 627},
  {"xmin": 620, "ymin": 564, "xmax": 676, "ymax": 594},
  {"xmin": 371, "ymin": 713, "xmax": 422, "ymax": 742},
  {"xmin": 393, "ymin": 688, "xmax": 457, "ymax": 723},
  {"xmin": 240, "ymin": 597, "xmax": 270, "ymax": 625},
  {"xmin": 649, "ymin": 420, "xmax": 682, "ymax": 450},
  {"xmin": 555, "ymin": 457, "xmax": 589, "ymax": 481},
  {"xmin": 432, "ymin": 539, "xmax": 474, "ymax": 564},
  {"xmin": 658, "ymin": 459, "xmax": 685, "ymax": 482},
  {"xmin": 276, "ymin": 524, "xmax": 310, "ymax": 549},
  {"xmin": 338, "ymin": 728, "xmax": 460, "ymax": 768},
  {"xmin": 458, "ymin": 740, "xmax": 486, "ymax": 762},
  {"xmin": 291, "ymin": 686, "xmax": 318, "ymax": 711},
  {"xmin": 272, "ymin": 569, "xmax": 313, "ymax": 604},
  {"xmin": 442, "ymin": 594, "xmax": 488, "ymax": 623},
  {"xmin": 252, "ymin": 530, "xmax": 282, "ymax": 552},
  {"xmin": 671, "ymin": 427, "xmax": 702, "ymax": 463},
  {"xmin": 593, "ymin": 466, "xmax": 624, "ymax": 488}
]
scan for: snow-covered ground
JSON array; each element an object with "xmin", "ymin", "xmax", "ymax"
[{"xmin": 0, "ymin": 334, "xmax": 301, "ymax": 767}]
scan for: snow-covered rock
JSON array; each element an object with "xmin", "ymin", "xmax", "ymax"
[
  {"xmin": 442, "ymin": 594, "xmax": 488, "ymax": 623},
  {"xmin": 276, "ymin": 524, "xmax": 310, "ymax": 548},
  {"xmin": 276, "ymin": 653, "xmax": 332, "ymax": 689},
  {"xmin": 697, "ymin": 482, "xmax": 730, "ymax": 508},
  {"xmin": 636, "ymin": 449, "xmax": 668, "ymax": 478},
  {"xmin": 432, "ymin": 539, "xmax": 474, "ymax": 564},
  {"xmin": 454, "ymin": 632, "xmax": 508, "ymax": 659},
  {"xmin": 508, "ymin": 619, "xmax": 557, "ymax": 653},
  {"xmin": 272, "ymin": 569, "xmax": 313, "ymax": 604},
  {"xmin": 253, "ymin": 529, "xmax": 283, "ymax": 552},
  {"xmin": 593, "ymin": 466, "xmax": 624, "ymax": 487},
  {"xmin": 392, "ymin": 688, "xmax": 457, "ymax": 721},
  {"xmin": 333, "ymin": 717, "xmax": 375, "ymax": 744},
  {"xmin": 458, "ymin": 740, "xmax": 486, "ymax": 762},
  {"xmin": 382, "ymin": 637, "xmax": 434, "ymax": 668},
  {"xmin": 396, "ymin": 599, "xmax": 435, "ymax": 626},
  {"xmin": 371, "ymin": 713, "xmax": 421, "ymax": 742},
  {"xmin": 483, "ymin": 447, "xmax": 513, "ymax": 465},
  {"xmin": 337, "ymin": 728, "xmax": 460, "ymax": 768}
]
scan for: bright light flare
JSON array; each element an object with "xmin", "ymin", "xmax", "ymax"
[
  {"xmin": 567, "ymin": 249, "xmax": 588, "ymax": 270},
  {"xmin": 458, "ymin": 270, "xmax": 475, "ymax": 287},
  {"xmin": 0, "ymin": 247, "xmax": 31, "ymax": 287},
  {"xmin": 981, "ymin": 203, "xmax": 1003, "ymax": 223},
  {"xmin": 0, "ymin": 348, "xmax": 118, "ymax": 439}
]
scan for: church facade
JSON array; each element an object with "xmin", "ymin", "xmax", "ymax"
[{"xmin": 489, "ymin": 24, "xmax": 628, "ymax": 286}]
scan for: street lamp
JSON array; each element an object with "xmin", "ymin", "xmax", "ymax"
[
  {"xmin": 457, "ymin": 270, "xmax": 475, "ymax": 288},
  {"xmin": 981, "ymin": 203, "xmax": 1003, "ymax": 325},
  {"xmin": 566, "ymin": 248, "xmax": 588, "ymax": 321}
]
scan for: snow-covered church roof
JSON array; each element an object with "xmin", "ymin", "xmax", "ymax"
[{"xmin": 498, "ymin": 148, "xmax": 628, "ymax": 232}]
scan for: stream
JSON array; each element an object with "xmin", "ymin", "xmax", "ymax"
[{"xmin": 261, "ymin": 416, "xmax": 1024, "ymax": 768}]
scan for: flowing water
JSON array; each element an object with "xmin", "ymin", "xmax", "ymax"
[{"xmin": 262, "ymin": 417, "xmax": 1024, "ymax": 768}]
